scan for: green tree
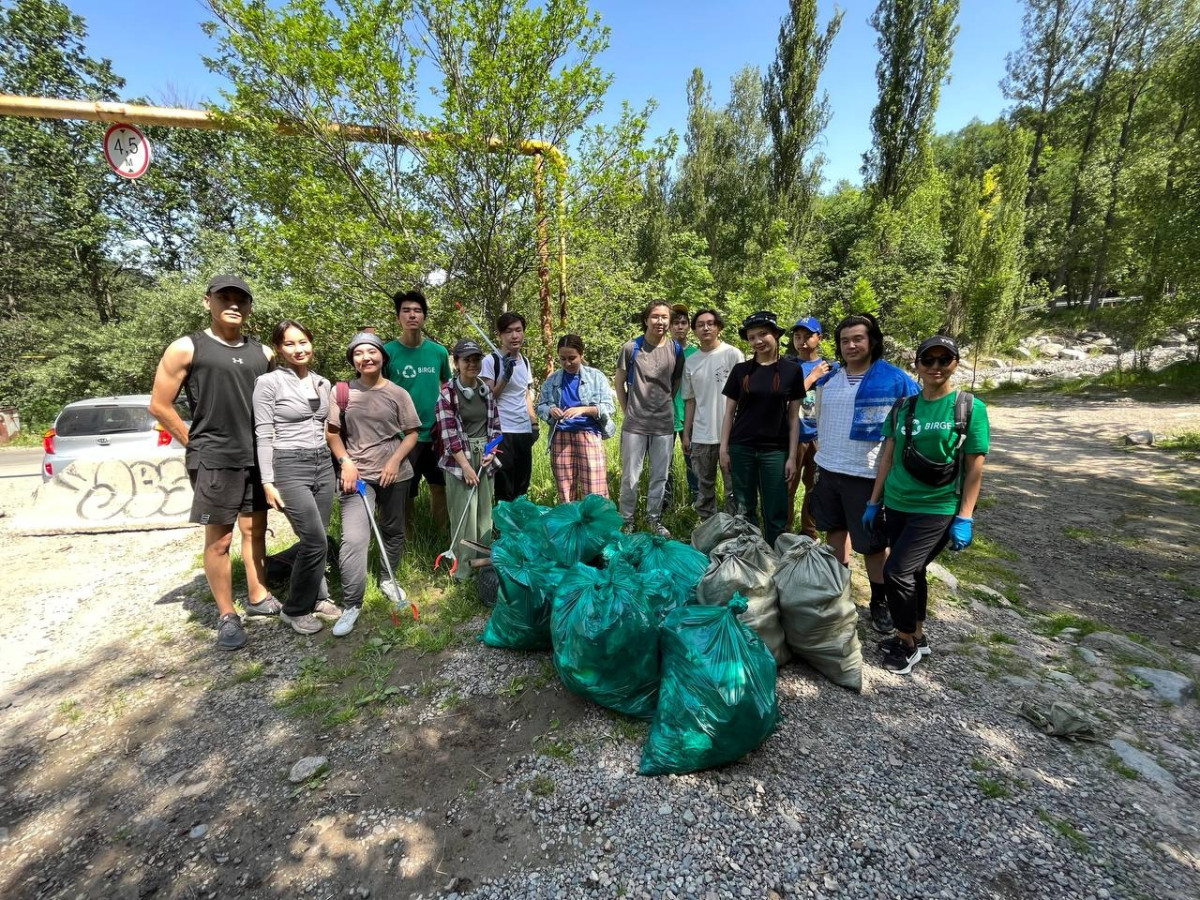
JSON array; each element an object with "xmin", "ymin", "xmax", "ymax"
[
  {"xmin": 863, "ymin": 0, "xmax": 961, "ymax": 209},
  {"xmin": 762, "ymin": 0, "xmax": 843, "ymax": 240}
]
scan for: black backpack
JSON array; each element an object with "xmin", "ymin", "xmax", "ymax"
[{"xmin": 890, "ymin": 391, "xmax": 974, "ymax": 488}]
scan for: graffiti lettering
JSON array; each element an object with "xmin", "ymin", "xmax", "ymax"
[{"xmin": 58, "ymin": 458, "xmax": 192, "ymax": 521}]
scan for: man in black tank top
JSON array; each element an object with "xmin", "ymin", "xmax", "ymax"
[{"xmin": 150, "ymin": 275, "xmax": 275, "ymax": 651}]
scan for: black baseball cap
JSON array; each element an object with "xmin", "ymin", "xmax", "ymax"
[
  {"xmin": 452, "ymin": 338, "xmax": 484, "ymax": 359},
  {"xmin": 206, "ymin": 274, "xmax": 253, "ymax": 300},
  {"xmin": 917, "ymin": 335, "xmax": 960, "ymax": 359}
]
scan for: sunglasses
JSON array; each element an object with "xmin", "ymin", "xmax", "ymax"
[{"xmin": 918, "ymin": 354, "xmax": 956, "ymax": 368}]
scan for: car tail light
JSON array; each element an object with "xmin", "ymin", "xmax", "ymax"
[
  {"xmin": 44, "ymin": 461, "xmax": 53, "ymax": 476},
  {"xmin": 154, "ymin": 423, "xmax": 173, "ymax": 447},
  {"xmin": 43, "ymin": 428, "xmax": 56, "ymax": 455}
]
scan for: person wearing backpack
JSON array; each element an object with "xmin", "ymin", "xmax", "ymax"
[
  {"xmin": 615, "ymin": 300, "xmax": 684, "ymax": 537},
  {"xmin": 864, "ymin": 335, "xmax": 989, "ymax": 674},
  {"xmin": 785, "ymin": 316, "xmax": 828, "ymax": 539},
  {"xmin": 327, "ymin": 333, "xmax": 422, "ymax": 636},
  {"xmin": 718, "ymin": 311, "xmax": 805, "ymax": 548},
  {"xmin": 538, "ymin": 334, "xmax": 616, "ymax": 501},
  {"xmin": 480, "ymin": 311, "xmax": 539, "ymax": 503}
]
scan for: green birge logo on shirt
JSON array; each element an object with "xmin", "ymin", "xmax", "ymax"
[{"xmin": 400, "ymin": 364, "xmax": 439, "ymax": 379}]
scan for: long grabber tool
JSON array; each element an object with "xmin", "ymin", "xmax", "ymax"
[
  {"xmin": 454, "ymin": 301, "xmax": 502, "ymax": 356},
  {"xmin": 355, "ymin": 479, "xmax": 419, "ymax": 625},
  {"xmin": 435, "ymin": 434, "xmax": 503, "ymax": 577}
]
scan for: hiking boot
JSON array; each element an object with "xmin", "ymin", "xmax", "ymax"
[
  {"xmin": 881, "ymin": 637, "xmax": 920, "ymax": 674},
  {"xmin": 280, "ymin": 612, "xmax": 323, "ymax": 635},
  {"xmin": 650, "ymin": 520, "xmax": 672, "ymax": 539},
  {"xmin": 380, "ymin": 580, "xmax": 407, "ymax": 607},
  {"xmin": 332, "ymin": 606, "xmax": 361, "ymax": 637},
  {"xmin": 313, "ymin": 599, "xmax": 343, "ymax": 620},
  {"xmin": 915, "ymin": 633, "xmax": 931, "ymax": 657},
  {"xmin": 869, "ymin": 599, "xmax": 894, "ymax": 634},
  {"xmin": 244, "ymin": 594, "xmax": 282, "ymax": 617},
  {"xmin": 216, "ymin": 613, "xmax": 246, "ymax": 651}
]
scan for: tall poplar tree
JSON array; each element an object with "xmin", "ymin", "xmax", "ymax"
[
  {"xmin": 862, "ymin": 0, "xmax": 961, "ymax": 209},
  {"xmin": 762, "ymin": 0, "xmax": 843, "ymax": 239}
]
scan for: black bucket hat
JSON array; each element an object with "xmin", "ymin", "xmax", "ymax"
[{"xmin": 738, "ymin": 311, "xmax": 783, "ymax": 341}]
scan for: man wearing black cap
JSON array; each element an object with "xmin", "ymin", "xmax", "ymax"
[{"xmin": 150, "ymin": 275, "xmax": 275, "ymax": 651}]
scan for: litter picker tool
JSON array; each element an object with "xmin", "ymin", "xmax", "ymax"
[
  {"xmin": 454, "ymin": 302, "xmax": 502, "ymax": 356},
  {"xmin": 435, "ymin": 434, "xmax": 504, "ymax": 576},
  {"xmin": 355, "ymin": 479, "xmax": 419, "ymax": 625}
]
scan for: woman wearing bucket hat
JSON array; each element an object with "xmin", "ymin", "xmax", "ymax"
[
  {"xmin": 864, "ymin": 335, "xmax": 989, "ymax": 674},
  {"xmin": 326, "ymin": 332, "xmax": 422, "ymax": 636},
  {"xmin": 718, "ymin": 311, "xmax": 806, "ymax": 547},
  {"xmin": 433, "ymin": 338, "xmax": 502, "ymax": 579},
  {"xmin": 253, "ymin": 319, "xmax": 341, "ymax": 635}
]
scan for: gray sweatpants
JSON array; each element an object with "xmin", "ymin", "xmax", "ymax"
[
  {"xmin": 338, "ymin": 478, "xmax": 411, "ymax": 608},
  {"xmin": 689, "ymin": 442, "xmax": 734, "ymax": 520},
  {"xmin": 618, "ymin": 428, "xmax": 674, "ymax": 523}
]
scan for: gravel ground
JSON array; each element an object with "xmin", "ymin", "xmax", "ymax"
[{"xmin": 1, "ymin": 391, "xmax": 1199, "ymax": 900}]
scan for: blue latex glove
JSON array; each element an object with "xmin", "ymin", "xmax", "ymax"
[
  {"xmin": 861, "ymin": 500, "xmax": 882, "ymax": 533},
  {"xmin": 949, "ymin": 515, "xmax": 974, "ymax": 551}
]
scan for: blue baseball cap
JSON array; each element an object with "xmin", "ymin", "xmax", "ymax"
[{"xmin": 791, "ymin": 316, "xmax": 822, "ymax": 335}]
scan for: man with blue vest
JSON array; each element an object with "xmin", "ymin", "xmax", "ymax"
[{"xmin": 810, "ymin": 313, "xmax": 918, "ymax": 633}]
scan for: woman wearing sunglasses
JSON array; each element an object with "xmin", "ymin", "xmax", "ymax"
[{"xmin": 863, "ymin": 336, "xmax": 989, "ymax": 674}]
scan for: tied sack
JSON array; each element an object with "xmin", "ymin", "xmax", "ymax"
[
  {"xmin": 772, "ymin": 533, "xmax": 863, "ymax": 692},
  {"xmin": 639, "ymin": 595, "xmax": 780, "ymax": 776},
  {"xmin": 540, "ymin": 494, "xmax": 625, "ymax": 566},
  {"xmin": 551, "ymin": 560, "xmax": 660, "ymax": 719},
  {"xmin": 696, "ymin": 533, "xmax": 789, "ymax": 666},
  {"xmin": 481, "ymin": 533, "xmax": 565, "ymax": 650},
  {"xmin": 690, "ymin": 511, "xmax": 761, "ymax": 555}
]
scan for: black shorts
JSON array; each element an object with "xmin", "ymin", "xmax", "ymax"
[
  {"xmin": 408, "ymin": 441, "xmax": 446, "ymax": 489},
  {"xmin": 810, "ymin": 465, "xmax": 887, "ymax": 554},
  {"xmin": 188, "ymin": 463, "xmax": 268, "ymax": 525}
]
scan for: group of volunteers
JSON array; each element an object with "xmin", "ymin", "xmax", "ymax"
[{"xmin": 150, "ymin": 276, "xmax": 988, "ymax": 676}]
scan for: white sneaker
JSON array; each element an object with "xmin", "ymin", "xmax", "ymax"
[
  {"xmin": 280, "ymin": 611, "xmax": 323, "ymax": 635},
  {"xmin": 380, "ymin": 580, "xmax": 407, "ymax": 606},
  {"xmin": 332, "ymin": 606, "xmax": 361, "ymax": 637}
]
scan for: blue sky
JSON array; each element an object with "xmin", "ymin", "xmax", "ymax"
[{"xmin": 66, "ymin": 0, "xmax": 1024, "ymax": 186}]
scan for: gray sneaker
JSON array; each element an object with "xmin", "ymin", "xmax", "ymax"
[
  {"xmin": 216, "ymin": 613, "xmax": 246, "ymax": 651},
  {"xmin": 313, "ymin": 599, "xmax": 343, "ymax": 620},
  {"xmin": 280, "ymin": 612, "xmax": 323, "ymax": 635},
  {"xmin": 650, "ymin": 520, "xmax": 672, "ymax": 539},
  {"xmin": 244, "ymin": 594, "xmax": 282, "ymax": 617}
]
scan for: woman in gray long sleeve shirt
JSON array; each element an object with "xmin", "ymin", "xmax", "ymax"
[{"xmin": 252, "ymin": 320, "xmax": 340, "ymax": 635}]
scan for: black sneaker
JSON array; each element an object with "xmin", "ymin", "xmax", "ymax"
[
  {"xmin": 217, "ymin": 613, "xmax": 246, "ymax": 651},
  {"xmin": 915, "ymin": 633, "xmax": 931, "ymax": 657},
  {"xmin": 881, "ymin": 637, "xmax": 920, "ymax": 674},
  {"xmin": 869, "ymin": 599, "xmax": 894, "ymax": 634}
]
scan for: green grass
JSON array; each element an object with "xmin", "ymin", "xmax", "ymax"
[
  {"xmin": 0, "ymin": 424, "xmax": 51, "ymax": 448},
  {"xmin": 976, "ymin": 776, "xmax": 1011, "ymax": 799},
  {"xmin": 969, "ymin": 757, "xmax": 991, "ymax": 772},
  {"xmin": 1177, "ymin": 488, "xmax": 1200, "ymax": 507},
  {"xmin": 57, "ymin": 698, "xmax": 83, "ymax": 723},
  {"xmin": 607, "ymin": 712, "xmax": 649, "ymax": 744},
  {"xmin": 529, "ymin": 774, "xmax": 556, "ymax": 797},
  {"xmin": 1063, "ymin": 526, "xmax": 1098, "ymax": 541},
  {"xmin": 1037, "ymin": 809, "xmax": 1091, "ymax": 853},
  {"xmin": 942, "ymin": 532, "xmax": 1023, "ymax": 606},
  {"xmin": 231, "ymin": 661, "xmax": 265, "ymax": 684},
  {"xmin": 1035, "ymin": 613, "xmax": 1103, "ymax": 638},
  {"xmin": 1157, "ymin": 430, "xmax": 1200, "ymax": 460}
]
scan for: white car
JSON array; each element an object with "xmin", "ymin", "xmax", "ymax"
[{"xmin": 41, "ymin": 394, "xmax": 187, "ymax": 481}]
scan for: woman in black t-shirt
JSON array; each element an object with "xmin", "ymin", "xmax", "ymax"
[{"xmin": 719, "ymin": 311, "xmax": 804, "ymax": 547}]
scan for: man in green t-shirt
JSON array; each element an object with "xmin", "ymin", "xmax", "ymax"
[
  {"xmin": 384, "ymin": 290, "xmax": 452, "ymax": 531},
  {"xmin": 666, "ymin": 304, "xmax": 699, "ymax": 508}
]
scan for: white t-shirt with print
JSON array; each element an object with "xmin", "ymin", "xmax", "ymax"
[{"xmin": 681, "ymin": 343, "xmax": 745, "ymax": 445}]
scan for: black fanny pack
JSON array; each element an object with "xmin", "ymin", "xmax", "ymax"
[{"xmin": 894, "ymin": 391, "xmax": 974, "ymax": 488}]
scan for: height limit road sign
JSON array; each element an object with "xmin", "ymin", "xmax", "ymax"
[{"xmin": 103, "ymin": 123, "xmax": 151, "ymax": 179}]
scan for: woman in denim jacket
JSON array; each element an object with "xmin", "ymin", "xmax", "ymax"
[{"xmin": 537, "ymin": 334, "xmax": 616, "ymax": 502}]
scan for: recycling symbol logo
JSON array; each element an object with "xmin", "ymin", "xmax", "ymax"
[{"xmin": 402, "ymin": 365, "xmax": 417, "ymax": 379}]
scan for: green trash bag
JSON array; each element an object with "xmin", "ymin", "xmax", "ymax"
[
  {"xmin": 602, "ymin": 533, "xmax": 708, "ymax": 608},
  {"xmin": 493, "ymin": 497, "xmax": 551, "ymax": 538},
  {"xmin": 640, "ymin": 569, "xmax": 690, "ymax": 622},
  {"xmin": 639, "ymin": 594, "xmax": 780, "ymax": 776},
  {"xmin": 690, "ymin": 512, "xmax": 761, "ymax": 555},
  {"xmin": 540, "ymin": 494, "xmax": 625, "ymax": 566},
  {"xmin": 772, "ymin": 534, "xmax": 863, "ymax": 691},
  {"xmin": 481, "ymin": 533, "xmax": 564, "ymax": 650},
  {"xmin": 696, "ymin": 533, "xmax": 789, "ymax": 666},
  {"xmin": 551, "ymin": 560, "xmax": 660, "ymax": 718}
]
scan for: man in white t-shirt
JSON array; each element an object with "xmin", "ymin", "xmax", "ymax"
[
  {"xmin": 481, "ymin": 311, "xmax": 538, "ymax": 502},
  {"xmin": 681, "ymin": 309, "xmax": 744, "ymax": 520}
]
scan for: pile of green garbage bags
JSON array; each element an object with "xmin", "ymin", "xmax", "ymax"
[{"xmin": 481, "ymin": 498, "xmax": 781, "ymax": 774}]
